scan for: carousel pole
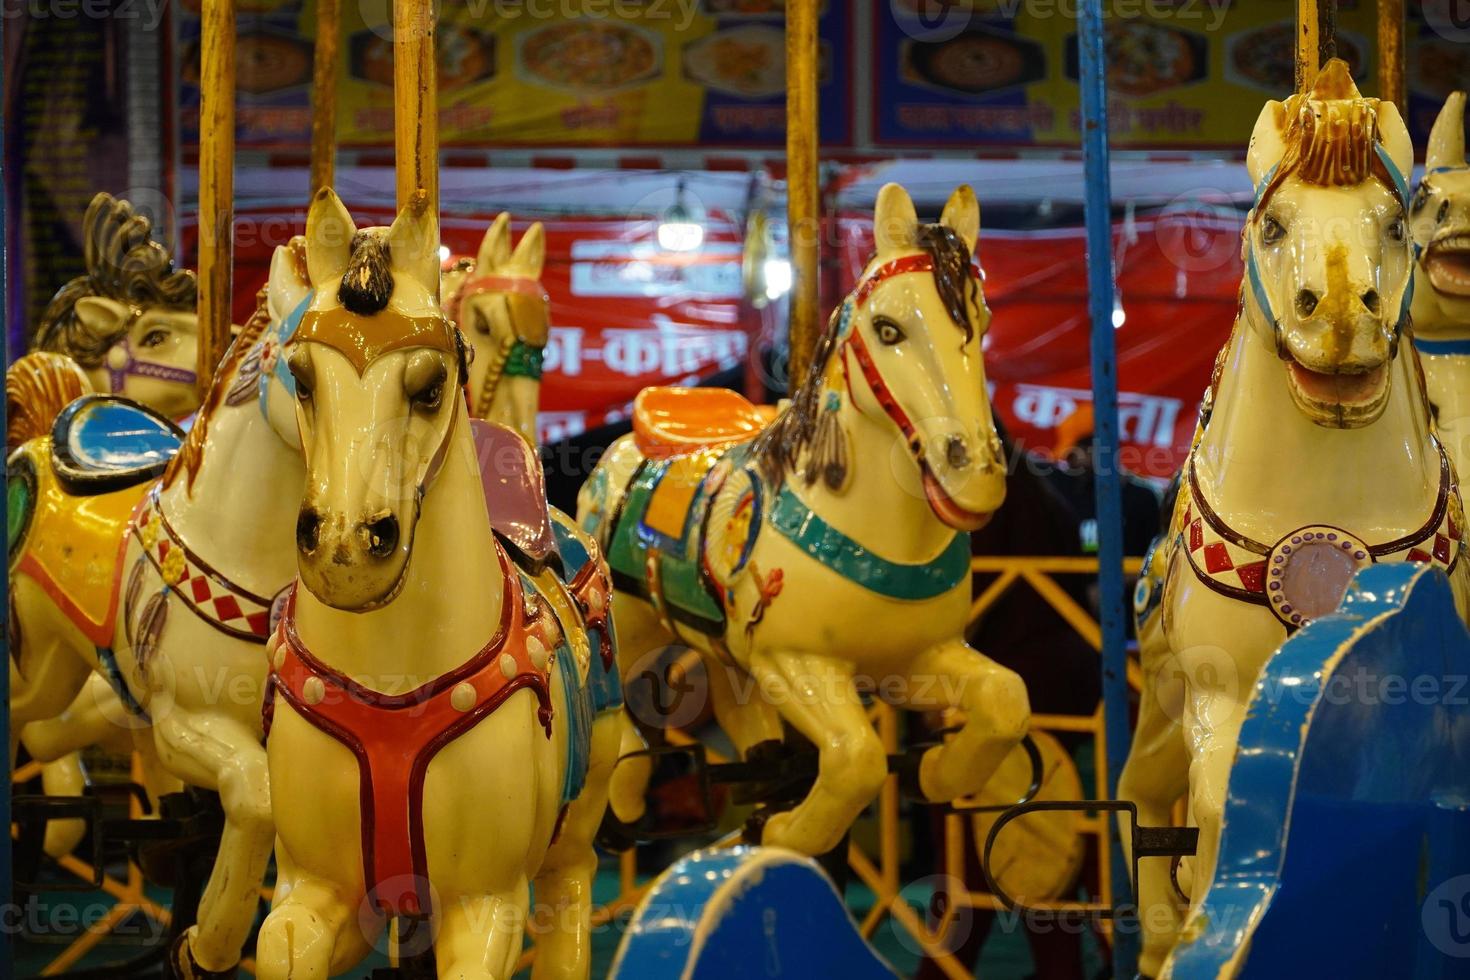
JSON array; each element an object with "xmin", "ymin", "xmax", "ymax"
[
  {"xmin": 309, "ymin": 0, "xmax": 340, "ymax": 196},
  {"xmin": 1377, "ymin": 0, "xmax": 1405, "ymax": 108},
  {"xmin": 784, "ymin": 0, "xmax": 820, "ymax": 393},
  {"xmin": 393, "ymin": 0, "xmax": 438, "ymax": 216},
  {"xmin": 196, "ymin": 0, "xmax": 236, "ymax": 398},
  {"xmin": 1076, "ymin": 0, "xmax": 1135, "ymax": 974},
  {"xmin": 1296, "ymin": 0, "xmax": 1337, "ymax": 92}
]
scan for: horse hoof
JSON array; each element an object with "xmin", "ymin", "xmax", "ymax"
[{"xmin": 169, "ymin": 931, "xmax": 238, "ymax": 980}]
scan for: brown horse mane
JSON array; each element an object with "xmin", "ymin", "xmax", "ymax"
[{"xmin": 750, "ymin": 223, "xmax": 980, "ymax": 491}]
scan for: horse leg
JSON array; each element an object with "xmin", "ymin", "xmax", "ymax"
[
  {"xmin": 20, "ymin": 673, "xmax": 130, "ymax": 762},
  {"xmin": 1117, "ymin": 658, "xmax": 1191, "ymax": 978},
  {"xmin": 607, "ymin": 592, "xmax": 669, "ymax": 825},
  {"xmin": 705, "ymin": 654, "xmax": 783, "ymax": 757},
  {"xmin": 899, "ymin": 639, "xmax": 1029, "ymax": 803},
  {"xmin": 529, "ymin": 711, "xmax": 619, "ymax": 980},
  {"xmin": 255, "ymin": 872, "xmax": 372, "ymax": 980},
  {"xmin": 152, "ymin": 708, "xmax": 273, "ymax": 975},
  {"xmin": 747, "ymin": 650, "xmax": 887, "ymax": 856},
  {"xmin": 435, "ymin": 882, "xmax": 531, "ymax": 980}
]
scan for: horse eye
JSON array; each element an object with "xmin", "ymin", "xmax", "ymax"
[
  {"xmin": 287, "ymin": 361, "xmax": 313, "ymax": 402},
  {"xmin": 1388, "ymin": 216, "xmax": 1407, "ymax": 243},
  {"xmin": 874, "ymin": 317, "xmax": 906, "ymax": 346},
  {"xmin": 1439, "ymin": 199, "xmax": 1452, "ymax": 225},
  {"xmin": 1412, "ymin": 185, "xmax": 1430, "ymax": 214},
  {"xmin": 1261, "ymin": 215, "xmax": 1287, "ymax": 246},
  {"xmin": 140, "ymin": 329, "xmax": 169, "ymax": 348},
  {"xmin": 411, "ymin": 368, "xmax": 447, "ymax": 411}
]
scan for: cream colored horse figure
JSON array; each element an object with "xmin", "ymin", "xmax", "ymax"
[
  {"xmin": 257, "ymin": 188, "xmax": 619, "ymax": 980},
  {"xmin": 578, "ymin": 183, "xmax": 1030, "ymax": 856},
  {"xmin": 34, "ymin": 192, "xmax": 202, "ymax": 420},
  {"xmin": 1412, "ymin": 92, "xmax": 1470, "ymax": 467},
  {"xmin": 1119, "ymin": 61, "xmax": 1470, "ymax": 978},
  {"xmin": 442, "ymin": 212, "xmax": 550, "ymax": 443},
  {"xmin": 7, "ymin": 238, "xmax": 316, "ymax": 978}
]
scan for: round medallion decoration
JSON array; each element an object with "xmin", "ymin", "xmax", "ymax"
[{"xmin": 1266, "ymin": 526, "xmax": 1372, "ymax": 628}]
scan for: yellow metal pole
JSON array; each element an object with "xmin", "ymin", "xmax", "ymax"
[
  {"xmin": 785, "ymin": 0, "xmax": 820, "ymax": 393},
  {"xmin": 196, "ymin": 0, "xmax": 236, "ymax": 395},
  {"xmin": 1296, "ymin": 0, "xmax": 1337, "ymax": 92},
  {"xmin": 394, "ymin": 0, "xmax": 439, "ymax": 215},
  {"xmin": 1377, "ymin": 0, "xmax": 1405, "ymax": 108},
  {"xmin": 309, "ymin": 0, "xmax": 340, "ymax": 196}
]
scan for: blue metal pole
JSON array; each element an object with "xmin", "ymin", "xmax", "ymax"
[{"xmin": 1076, "ymin": 1, "xmax": 1138, "ymax": 976}]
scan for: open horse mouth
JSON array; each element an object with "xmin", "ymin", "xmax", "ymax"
[
  {"xmin": 1285, "ymin": 358, "xmax": 1390, "ymax": 427},
  {"xmin": 922, "ymin": 468, "xmax": 994, "ymax": 532},
  {"xmin": 1426, "ymin": 235, "xmax": 1470, "ymax": 298}
]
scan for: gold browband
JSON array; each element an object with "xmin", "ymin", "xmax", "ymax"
[{"xmin": 292, "ymin": 306, "xmax": 458, "ymax": 374}]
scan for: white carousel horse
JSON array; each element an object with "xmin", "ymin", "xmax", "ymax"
[
  {"xmin": 257, "ymin": 188, "xmax": 620, "ymax": 980},
  {"xmin": 577, "ymin": 183, "xmax": 1030, "ymax": 856},
  {"xmin": 7, "ymin": 237, "xmax": 314, "ymax": 978},
  {"xmin": 442, "ymin": 212, "xmax": 549, "ymax": 444},
  {"xmin": 1118, "ymin": 61, "xmax": 1470, "ymax": 978},
  {"xmin": 33, "ymin": 192, "xmax": 202, "ymax": 420},
  {"xmin": 1412, "ymin": 91, "xmax": 1470, "ymax": 467}
]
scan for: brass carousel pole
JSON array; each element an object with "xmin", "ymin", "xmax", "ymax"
[
  {"xmin": 1377, "ymin": 0, "xmax": 1405, "ymax": 108},
  {"xmin": 196, "ymin": 0, "xmax": 236, "ymax": 396},
  {"xmin": 1296, "ymin": 0, "xmax": 1337, "ymax": 92},
  {"xmin": 309, "ymin": 0, "xmax": 340, "ymax": 196},
  {"xmin": 785, "ymin": 0, "xmax": 820, "ymax": 394},
  {"xmin": 394, "ymin": 0, "xmax": 439, "ymax": 217}
]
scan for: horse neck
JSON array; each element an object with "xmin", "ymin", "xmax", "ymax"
[
  {"xmin": 159, "ymin": 401, "xmax": 303, "ymax": 596},
  {"xmin": 293, "ymin": 415, "xmax": 506, "ymax": 688},
  {"xmin": 1195, "ymin": 310, "xmax": 1441, "ymax": 541},
  {"xmin": 790, "ymin": 383, "xmax": 956, "ymax": 562}
]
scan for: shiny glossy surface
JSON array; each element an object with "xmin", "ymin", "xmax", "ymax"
[{"xmin": 632, "ymin": 386, "xmax": 775, "ymax": 459}]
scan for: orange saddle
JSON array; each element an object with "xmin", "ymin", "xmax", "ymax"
[{"xmin": 632, "ymin": 387, "xmax": 777, "ymax": 460}]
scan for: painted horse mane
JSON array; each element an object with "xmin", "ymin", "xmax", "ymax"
[
  {"xmin": 751, "ymin": 222, "xmax": 979, "ymax": 491},
  {"xmin": 35, "ymin": 192, "xmax": 197, "ymax": 366}
]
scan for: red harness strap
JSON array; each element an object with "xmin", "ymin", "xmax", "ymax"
[{"xmin": 266, "ymin": 551, "xmax": 555, "ymax": 917}]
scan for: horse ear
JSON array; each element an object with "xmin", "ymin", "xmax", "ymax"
[
  {"xmin": 509, "ymin": 222, "xmax": 545, "ymax": 278},
  {"xmin": 267, "ymin": 240, "xmax": 311, "ymax": 323},
  {"xmin": 1376, "ymin": 100, "xmax": 1415, "ymax": 184},
  {"xmin": 1247, "ymin": 100, "xmax": 1288, "ymax": 189},
  {"xmin": 73, "ymin": 296, "xmax": 130, "ymax": 338},
  {"xmin": 305, "ymin": 188, "xmax": 356, "ymax": 289},
  {"xmin": 874, "ymin": 183, "xmax": 918, "ymax": 258},
  {"xmin": 388, "ymin": 189, "xmax": 441, "ymax": 299},
  {"xmin": 940, "ymin": 185, "xmax": 979, "ymax": 255},
  {"xmin": 477, "ymin": 212, "xmax": 512, "ymax": 271},
  {"xmin": 1428, "ymin": 92, "xmax": 1467, "ymax": 173}
]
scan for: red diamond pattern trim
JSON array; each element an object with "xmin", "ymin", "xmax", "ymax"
[
  {"xmin": 191, "ymin": 576, "xmax": 213, "ymax": 603},
  {"xmin": 1235, "ymin": 560, "xmax": 1267, "ymax": 593},
  {"xmin": 213, "ymin": 594, "xmax": 244, "ymax": 623},
  {"xmin": 1189, "ymin": 519, "xmax": 1203, "ymax": 552},
  {"xmin": 1203, "ymin": 542, "xmax": 1234, "ymax": 573},
  {"xmin": 1407, "ymin": 548, "xmax": 1433, "ymax": 564},
  {"xmin": 1435, "ymin": 534, "xmax": 1452, "ymax": 564}
]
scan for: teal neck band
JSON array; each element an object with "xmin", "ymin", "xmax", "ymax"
[{"xmin": 767, "ymin": 484, "xmax": 969, "ymax": 601}]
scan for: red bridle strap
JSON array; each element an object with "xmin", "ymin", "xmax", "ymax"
[
  {"xmin": 445, "ymin": 274, "xmax": 549, "ymax": 327},
  {"xmin": 852, "ymin": 253, "xmax": 981, "ymax": 309}
]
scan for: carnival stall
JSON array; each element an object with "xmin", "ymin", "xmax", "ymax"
[{"xmin": 4, "ymin": 0, "xmax": 1470, "ymax": 978}]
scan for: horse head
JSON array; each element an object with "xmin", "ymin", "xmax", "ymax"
[
  {"xmin": 1243, "ymin": 59, "xmax": 1415, "ymax": 429},
  {"xmin": 759, "ymin": 182, "xmax": 1003, "ymax": 530},
  {"xmin": 286, "ymin": 188, "xmax": 467, "ymax": 611},
  {"xmin": 443, "ymin": 212, "xmax": 549, "ymax": 438},
  {"xmin": 35, "ymin": 193, "xmax": 201, "ymax": 419},
  {"xmin": 1412, "ymin": 91, "xmax": 1470, "ymax": 332}
]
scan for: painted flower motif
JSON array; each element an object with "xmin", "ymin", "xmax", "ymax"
[
  {"xmin": 137, "ymin": 511, "xmax": 160, "ymax": 550},
  {"xmin": 161, "ymin": 547, "xmax": 187, "ymax": 586},
  {"xmin": 258, "ymin": 335, "xmax": 280, "ymax": 374}
]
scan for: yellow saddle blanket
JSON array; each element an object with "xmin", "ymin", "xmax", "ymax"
[{"xmin": 9, "ymin": 439, "xmax": 142, "ymax": 646}]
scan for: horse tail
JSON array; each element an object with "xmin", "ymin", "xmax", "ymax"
[{"xmin": 7, "ymin": 352, "xmax": 93, "ymax": 450}]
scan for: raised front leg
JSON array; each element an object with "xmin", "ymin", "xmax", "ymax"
[
  {"xmin": 897, "ymin": 639, "xmax": 1029, "ymax": 803},
  {"xmin": 255, "ymin": 869, "xmax": 375, "ymax": 980},
  {"xmin": 153, "ymin": 708, "xmax": 274, "ymax": 976},
  {"xmin": 747, "ymin": 650, "xmax": 887, "ymax": 856}
]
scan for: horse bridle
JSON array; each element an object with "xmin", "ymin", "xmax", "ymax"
[
  {"xmin": 1244, "ymin": 141, "xmax": 1416, "ymax": 356},
  {"xmin": 838, "ymin": 252, "xmax": 988, "ymax": 473},
  {"xmin": 104, "ymin": 310, "xmax": 199, "ymax": 393}
]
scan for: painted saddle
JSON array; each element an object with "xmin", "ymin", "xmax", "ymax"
[{"xmin": 264, "ymin": 421, "xmax": 620, "ymax": 917}]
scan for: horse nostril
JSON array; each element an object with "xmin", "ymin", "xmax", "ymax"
[
  {"xmin": 1296, "ymin": 289, "xmax": 1320, "ymax": 317},
  {"xmin": 362, "ymin": 514, "xmax": 400, "ymax": 559},
  {"xmin": 296, "ymin": 508, "xmax": 322, "ymax": 554},
  {"xmin": 1362, "ymin": 289, "xmax": 1381, "ymax": 314},
  {"xmin": 945, "ymin": 435, "xmax": 970, "ymax": 470}
]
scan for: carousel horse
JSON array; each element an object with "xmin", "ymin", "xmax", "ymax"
[
  {"xmin": 1118, "ymin": 61, "xmax": 1470, "ymax": 977},
  {"xmin": 1412, "ymin": 91, "xmax": 1470, "ymax": 466},
  {"xmin": 578, "ymin": 183, "xmax": 1030, "ymax": 857},
  {"xmin": 257, "ymin": 188, "xmax": 619, "ymax": 980},
  {"xmin": 33, "ymin": 192, "xmax": 202, "ymax": 420},
  {"xmin": 7, "ymin": 234, "xmax": 315, "ymax": 977},
  {"xmin": 442, "ymin": 212, "xmax": 549, "ymax": 443}
]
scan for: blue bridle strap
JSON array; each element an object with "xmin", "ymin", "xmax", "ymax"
[
  {"xmin": 1414, "ymin": 337, "xmax": 1470, "ymax": 357},
  {"xmin": 258, "ymin": 292, "xmax": 311, "ymax": 420},
  {"xmin": 1245, "ymin": 143, "xmax": 1415, "ymax": 339}
]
